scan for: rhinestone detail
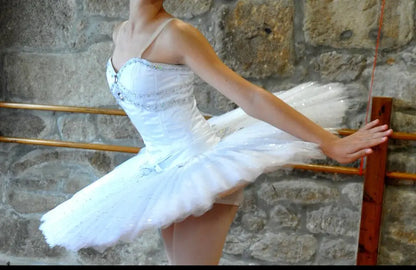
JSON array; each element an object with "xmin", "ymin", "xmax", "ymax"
[{"xmin": 111, "ymin": 82, "xmax": 194, "ymax": 111}]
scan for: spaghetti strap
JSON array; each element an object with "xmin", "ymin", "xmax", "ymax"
[{"xmin": 139, "ymin": 18, "xmax": 176, "ymax": 58}]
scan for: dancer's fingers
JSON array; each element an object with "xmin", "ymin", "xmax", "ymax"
[
  {"xmin": 369, "ymin": 124, "xmax": 390, "ymax": 133},
  {"xmin": 355, "ymin": 125, "xmax": 392, "ymax": 142},
  {"xmin": 369, "ymin": 129, "xmax": 393, "ymax": 142},
  {"xmin": 361, "ymin": 119, "xmax": 380, "ymax": 130},
  {"xmin": 356, "ymin": 136, "xmax": 388, "ymax": 150},
  {"xmin": 342, "ymin": 148, "xmax": 373, "ymax": 164}
]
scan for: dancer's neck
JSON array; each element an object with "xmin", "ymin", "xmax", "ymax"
[{"xmin": 128, "ymin": 0, "xmax": 166, "ymax": 28}]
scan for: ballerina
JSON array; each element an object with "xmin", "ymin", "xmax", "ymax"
[{"xmin": 39, "ymin": 0, "xmax": 393, "ymax": 265}]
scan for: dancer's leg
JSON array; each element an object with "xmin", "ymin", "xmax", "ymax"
[
  {"xmin": 165, "ymin": 203, "xmax": 238, "ymax": 265},
  {"xmin": 161, "ymin": 188, "xmax": 243, "ymax": 264},
  {"xmin": 160, "ymin": 224, "xmax": 175, "ymax": 264}
]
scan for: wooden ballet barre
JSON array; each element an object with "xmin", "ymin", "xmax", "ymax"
[
  {"xmin": 0, "ymin": 136, "xmax": 139, "ymax": 154},
  {"xmin": 0, "ymin": 102, "xmax": 127, "ymax": 116},
  {"xmin": 289, "ymin": 164, "xmax": 361, "ymax": 175},
  {"xmin": 386, "ymin": 171, "xmax": 416, "ymax": 182},
  {"xmin": 290, "ymin": 164, "xmax": 416, "ymax": 181}
]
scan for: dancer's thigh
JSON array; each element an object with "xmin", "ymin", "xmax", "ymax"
[{"xmin": 169, "ymin": 203, "xmax": 239, "ymax": 265}]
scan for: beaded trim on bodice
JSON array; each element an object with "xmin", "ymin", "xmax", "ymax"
[
  {"xmin": 106, "ymin": 58, "xmax": 194, "ymax": 112},
  {"xmin": 110, "ymin": 79, "xmax": 194, "ymax": 112}
]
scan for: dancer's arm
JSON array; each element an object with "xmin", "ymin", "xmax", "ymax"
[{"xmin": 166, "ymin": 20, "xmax": 392, "ymax": 164}]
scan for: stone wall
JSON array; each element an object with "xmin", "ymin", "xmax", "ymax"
[{"xmin": 0, "ymin": 0, "xmax": 415, "ymax": 265}]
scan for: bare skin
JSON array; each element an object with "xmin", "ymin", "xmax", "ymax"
[{"xmin": 111, "ymin": 0, "xmax": 393, "ymax": 265}]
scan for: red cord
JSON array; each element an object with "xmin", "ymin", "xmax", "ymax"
[{"xmin": 359, "ymin": 0, "xmax": 386, "ymax": 175}]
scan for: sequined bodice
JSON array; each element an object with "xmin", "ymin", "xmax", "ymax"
[{"xmin": 106, "ymin": 58, "xmax": 219, "ymax": 165}]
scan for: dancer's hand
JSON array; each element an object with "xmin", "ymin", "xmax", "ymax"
[{"xmin": 321, "ymin": 119, "xmax": 393, "ymax": 164}]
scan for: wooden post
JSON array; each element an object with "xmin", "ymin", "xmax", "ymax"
[{"xmin": 356, "ymin": 97, "xmax": 392, "ymax": 265}]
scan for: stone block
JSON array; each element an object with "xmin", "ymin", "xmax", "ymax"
[
  {"xmin": 306, "ymin": 205, "xmax": 360, "ymax": 237},
  {"xmin": 238, "ymin": 186, "xmax": 258, "ymax": 213},
  {"xmin": 192, "ymin": 75, "xmax": 239, "ymax": 115},
  {"xmin": 7, "ymin": 189, "xmax": 66, "ymax": 214},
  {"xmin": 57, "ymin": 114, "xmax": 97, "ymax": 143},
  {"xmin": 391, "ymin": 111, "xmax": 416, "ymax": 134},
  {"xmin": 112, "ymin": 152, "xmax": 137, "ymax": 168},
  {"xmin": 0, "ymin": 53, "xmax": 5, "ymax": 101},
  {"xmin": 63, "ymin": 169, "xmax": 96, "ymax": 194},
  {"xmin": 341, "ymin": 183, "xmax": 363, "ymax": 210},
  {"xmin": 10, "ymin": 150, "xmax": 54, "ymax": 178},
  {"xmin": 317, "ymin": 238, "xmax": 356, "ymax": 264},
  {"xmin": 249, "ymin": 232, "xmax": 317, "ymax": 263},
  {"xmin": 378, "ymin": 227, "xmax": 416, "ymax": 265},
  {"xmin": 0, "ymin": 208, "xmax": 64, "ymax": 258},
  {"xmin": 221, "ymin": 0, "xmax": 295, "ymax": 78},
  {"xmin": 267, "ymin": 205, "xmax": 300, "ymax": 230},
  {"xmin": 25, "ymin": 218, "xmax": 70, "ymax": 258},
  {"xmin": 385, "ymin": 223, "xmax": 416, "ymax": 247},
  {"xmin": 78, "ymin": 230, "xmax": 165, "ymax": 265},
  {"xmin": 81, "ymin": 0, "xmax": 129, "ymax": 50},
  {"xmin": 367, "ymin": 65, "xmax": 416, "ymax": 104},
  {"xmin": 4, "ymin": 42, "xmax": 116, "ymax": 107},
  {"xmin": 9, "ymin": 172, "xmax": 59, "ymax": 193},
  {"xmin": 241, "ymin": 209, "xmax": 266, "ymax": 232},
  {"xmin": 393, "ymin": 97, "xmax": 416, "ymax": 116},
  {"xmin": 401, "ymin": 46, "xmax": 416, "ymax": 66},
  {"xmin": 84, "ymin": 0, "xmax": 128, "ymax": 18},
  {"xmin": 304, "ymin": 0, "xmax": 414, "ymax": 49},
  {"xmin": 382, "ymin": 186, "xmax": 416, "ymax": 226},
  {"xmin": 219, "ymin": 256, "xmax": 256, "ymax": 265},
  {"xmin": 388, "ymin": 151, "xmax": 416, "ymax": 177},
  {"xmin": 0, "ymin": 208, "xmax": 30, "ymax": 254},
  {"xmin": 9, "ymin": 149, "xmax": 113, "ymax": 180},
  {"xmin": 0, "ymin": 110, "xmax": 59, "ymax": 142},
  {"xmin": 0, "ymin": 144, "xmax": 30, "ymax": 174},
  {"xmin": 164, "ymin": 0, "xmax": 212, "ymax": 19},
  {"xmin": 391, "ymin": 98, "xmax": 416, "ymax": 137},
  {"xmin": 223, "ymin": 227, "xmax": 255, "ymax": 256},
  {"xmin": 0, "ymin": 172, "xmax": 5, "ymax": 203},
  {"xmin": 0, "ymin": 152, "xmax": 9, "ymax": 174},
  {"xmin": 258, "ymin": 179, "xmax": 340, "ymax": 205},
  {"xmin": 31, "ymin": 162, "xmax": 97, "ymax": 194},
  {"xmin": 0, "ymin": 0, "xmax": 78, "ymax": 50},
  {"xmin": 0, "ymin": 111, "xmax": 45, "ymax": 138},
  {"xmin": 75, "ymin": 18, "xmax": 120, "ymax": 50},
  {"xmin": 378, "ymin": 245, "xmax": 406, "ymax": 265},
  {"xmin": 312, "ymin": 51, "xmax": 367, "ymax": 82},
  {"xmin": 86, "ymin": 152, "xmax": 112, "ymax": 174},
  {"xmin": 96, "ymin": 114, "xmax": 143, "ymax": 146}
]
